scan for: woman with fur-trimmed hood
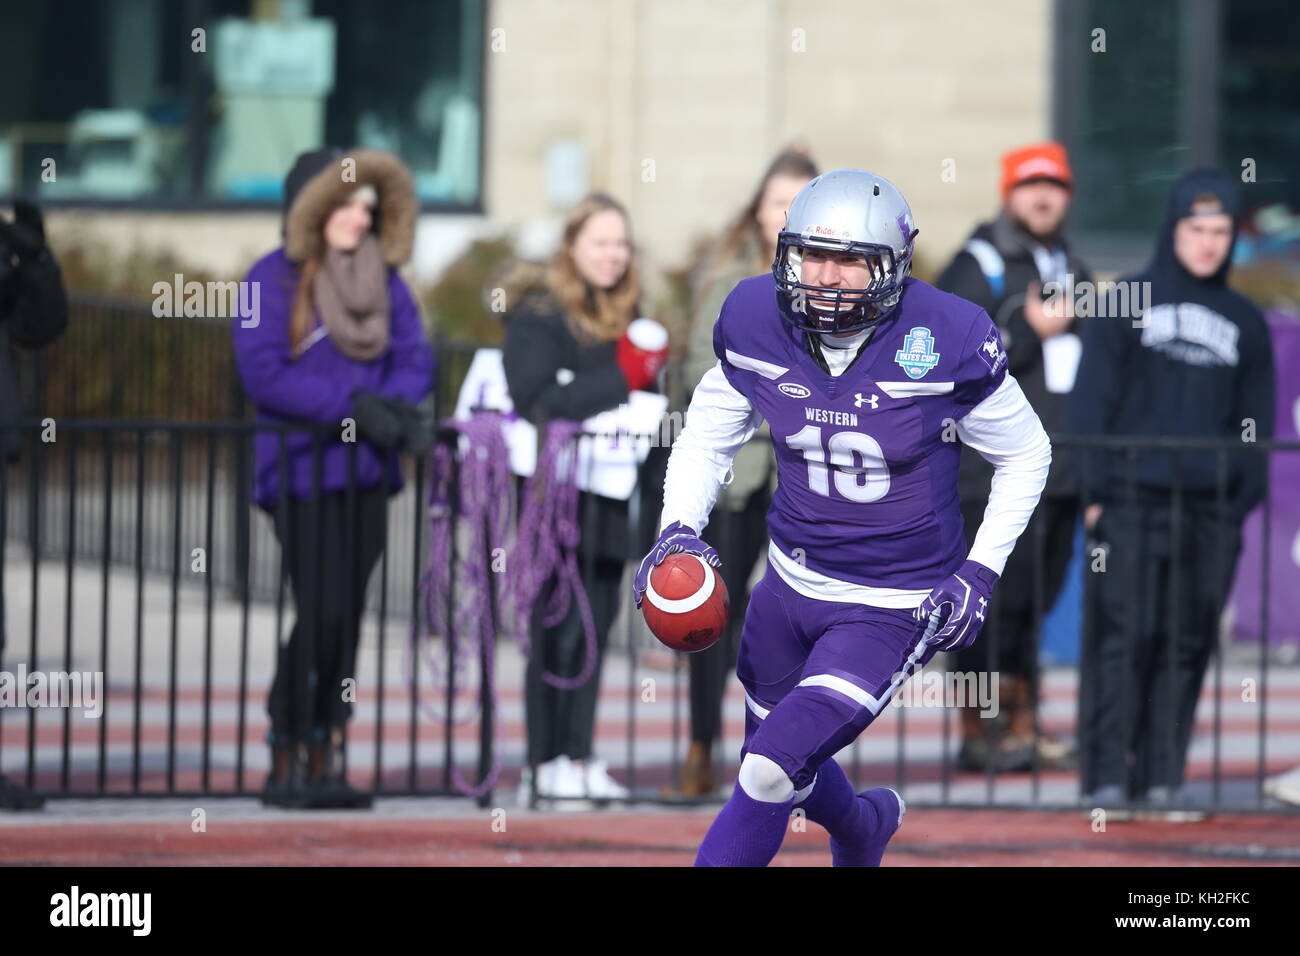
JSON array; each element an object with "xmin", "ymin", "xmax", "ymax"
[{"xmin": 233, "ymin": 147, "xmax": 435, "ymax": 809}]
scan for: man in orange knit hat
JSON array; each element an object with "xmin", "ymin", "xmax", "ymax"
[{"xmin": 935, "ymin": 142, "xmax": 1092, "ymax": 774}]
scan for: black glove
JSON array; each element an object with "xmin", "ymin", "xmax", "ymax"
[
  {"xmin": 380, "ymin": 396, "xmax": 435, "ymax": 458},
  {"xmin": 350, "ymin": 390, "xmax": 404, "ymax": 449}
]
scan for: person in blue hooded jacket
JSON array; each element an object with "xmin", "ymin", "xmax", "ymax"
[
  {"xmin": 233, "ymin": 148, "xmax": 435, "ymax": 808},
  {"xmin": 1068, "ymin": 169, "xmax": 1275, "ymax": 811}
]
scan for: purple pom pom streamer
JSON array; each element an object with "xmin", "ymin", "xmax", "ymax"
[
  {"xmin": 410, "ymin": 413, "xmax": 599, "ymax": 797},
  {"xmin": 409, "ymin": 412, "xmax": 512, "ymax": 797},
  {"xmin": 510, "ymin": 420, "xmax": 599, "ymax": 690}
]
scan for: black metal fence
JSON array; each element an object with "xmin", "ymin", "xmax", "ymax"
[
  {"xmin": 9, "ymin": 294, "xmax": 482, "ymax": 610},
  {"xmin": 0, "ymin": 411, "xmax": 1296, "ymax": 814},
  {"xmin": 0, "ymin": 294, "xmax": 1295, "ymax": 811}
]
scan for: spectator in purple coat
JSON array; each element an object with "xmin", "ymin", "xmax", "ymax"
[{"xmin": 233, "ymin": 147, "xmax": 435, "ymax": 809}]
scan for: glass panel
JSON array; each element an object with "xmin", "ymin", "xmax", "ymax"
[
  {"xmin": 0, "ymin": 0, "xmax": 193, "ymax": 200},
  {"xmin": 319, "ymin": 0, "xmax": 482, "ymax": 206},
  {"xmin": 1071, "ymin": 0, "xmax": 1184, "ymax": 235},
  {"xmin": 200, "ymin": 0, "xmax": 483, "ymax": 206},
  {"xmin": 0, "ymin": 0, "xmax": 483, "ymax": 207},
  {"xmin": 1221, "ymin": 0, "xmax": 1300, "ymax": 209}
]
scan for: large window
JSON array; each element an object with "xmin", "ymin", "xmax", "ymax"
[
  {"xmin": 1056, "ymin": 1, "xmax": 1183, "ymax": 238},
  {"xmin": 1221, "ymin": 0, "xmax": 1300, "ymax": 211},
  {"xmin": 1056, "ymin": 0, "xmax": 1300, "ymax": 244},
  {"xmin": 0, "ymin": 0, "xmax": 484, "ymax": 208}
]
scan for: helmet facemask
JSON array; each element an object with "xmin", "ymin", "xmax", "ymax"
[{"xmin": 773, "ymin": 232, "xmax": 914, "ymax": 335}]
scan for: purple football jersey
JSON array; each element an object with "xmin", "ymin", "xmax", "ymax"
[{"xmin": 713, "ymin": 274, "xmax": 1007, "ymax": 590}]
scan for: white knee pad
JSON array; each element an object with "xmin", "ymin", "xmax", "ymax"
[{"xmin": 738, "ymin": 753, "xmax": 796, "ymax": 803}]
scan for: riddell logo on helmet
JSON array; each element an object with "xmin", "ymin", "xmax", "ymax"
[{"xmin": 810, "ymin": 224, "xmax": 844, "ymax": 237}]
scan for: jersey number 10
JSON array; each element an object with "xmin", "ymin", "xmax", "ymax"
[{"xmin": 785, "ymin": 425, "xmax": 891, "ymax": 503}]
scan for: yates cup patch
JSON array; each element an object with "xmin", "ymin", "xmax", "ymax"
[{"xmin": 894, "ymin": 327, "xmax": 940, "ymax": 380}]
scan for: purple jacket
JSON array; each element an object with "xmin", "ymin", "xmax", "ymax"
[{"xmin": 232, "ymin": 248, "xmax": 435, "ymax": 509}]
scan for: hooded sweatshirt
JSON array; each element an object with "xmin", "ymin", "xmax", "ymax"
[{"xmin": 1066, "ymin": 168, "xmax": 1275, "ymax": 519}]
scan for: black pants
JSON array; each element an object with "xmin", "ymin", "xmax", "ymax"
[
  {"xmin": 524, "ymin": 557, "xmax": 624, "ymax": 765},
  {"xmin": 268, "ymin": 487, "xmax": 388, "ymax": 745},
  {"xmin": 689, "ymin": 486, "xmax": 771, "ymax": 745},
  {"xmin": 955, "ymin": 495, "xmax": 1078, "ymax": 680},
  {"xmin": 1079, "ymin": 501, "xmax": 1241, "ymax": 797}
]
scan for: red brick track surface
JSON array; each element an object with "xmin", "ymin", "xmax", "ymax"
[{"xmin": 3, "ymin": 809, "xmax": 1297, "ymax": 866}]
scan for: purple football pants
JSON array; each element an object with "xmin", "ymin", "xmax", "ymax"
[
  {"xmin": 737, "ymin": 562, "xmax": 937, "ymax": 782},
  {"xmin": 695, "ymin": 561, "xmax": 937, "ymax": 866}
]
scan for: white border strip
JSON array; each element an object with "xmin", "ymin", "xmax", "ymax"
[
  {"xmin": 643, "ymin": 553, "xmax": 717, "ymax": 613},
  {"xmin": 797, "ymin": 673, "xmax": 884, "ymax": 715},
  {"xmin": 877, "ymin": 380, "xmax": 955, "ymax": 398},
  {"xmin": 725, "ymin": 349, "xmax": 789, "ymax": 381},
  {"xmin": 743, "ymin": 690, "xmax": 771, "ymax": 720}
]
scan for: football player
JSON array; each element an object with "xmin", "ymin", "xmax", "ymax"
[{"xmin": 634, "ymin": 169, "xmax": 1052, "ymax": 866}]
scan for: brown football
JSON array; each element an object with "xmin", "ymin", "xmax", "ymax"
[{"xmin": 641, "ymin": 552, "xmax": 730, "ymax": 653}]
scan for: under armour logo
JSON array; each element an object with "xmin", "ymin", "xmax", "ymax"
[
  {"xmin": 854, "ymin": 393, "xmax": 879, "ymax": 409},
  {"xmin": 976, "ymin": 596, "xmax": 988, "ymax": 621}
]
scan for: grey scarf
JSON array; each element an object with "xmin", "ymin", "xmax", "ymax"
[{"xmin": 312, "ymin": 233, "xmax": 391, "ymax": 361}]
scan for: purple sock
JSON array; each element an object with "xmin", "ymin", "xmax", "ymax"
[
  {"xmin": 695, "ymin": 781, "xmax": 793, "ymax": 867},
  {"xmin": 796, "ymin": 760, "xmax": 899, "ymax": 866}
]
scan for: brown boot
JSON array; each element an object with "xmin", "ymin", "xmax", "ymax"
[
  {"xmin": 1005, "ymin": 676, "xmax": 1037, "ymax": 738},
  {"xmin": 997, "ymin": 676, "xmax": 1040, "ymax": 773},
  {"xmin": 304, "ymin": 728, "xmax": 372, "ymax": 810},
  {"xmin": 1033, "ymin": 732, "xmax": 1078, "ymax": 770},
  {"xmin": 1001, "ymin": 675, "xmax": 1077, "ymax": 768},
  {"xmin": 956, "ymin": 703, "xmax": 998, "ymax": 771},
  {"xmin": 0, "ymin": 774, "xmax": 45, "ymax": 811},
  {"xmin": 661, "ymin": 742, "xmax": 716, "ymax": 798},
  {"xmin": 260, "ymin": 738, "xmax": 306, "ymax": 808}
]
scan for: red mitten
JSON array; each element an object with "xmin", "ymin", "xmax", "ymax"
[{"xmin": 616, "ymin": 318, "xmax": 669, "ymax": 391}]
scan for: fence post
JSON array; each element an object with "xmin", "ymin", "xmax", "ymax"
[{"xmin": 231, "ymin": 369, "xmax": 251, "ymax": 602}]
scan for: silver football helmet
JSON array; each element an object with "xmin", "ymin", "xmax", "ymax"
[{"xmin": 772, "ymin": 169, "xmax": 919, "ymax": 334}]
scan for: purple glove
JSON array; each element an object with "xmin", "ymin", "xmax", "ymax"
[
  {"xmin": 633, "ymin": 521, "xmax": 720, "ymax": 609},
  {"xmin": 913, "ymin": 559, "xmax": 999, "ymax": 652}
]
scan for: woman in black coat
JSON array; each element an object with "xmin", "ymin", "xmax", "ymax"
[{"xmin": 503, "ymin": 193, "xmax": 666, "ymax": 805}]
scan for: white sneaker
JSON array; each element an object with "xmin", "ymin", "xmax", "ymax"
[
  {"xmin": 517, "ymin": 761, "xmax": 556, "ymax": 808},
  {"xmin": 1264, "ymin": 766, "xmax": 1300, "ymax": 807},
  {"xmin": 582, "ymin": 759, "xmax": 629, "ymax": 800},
  {"xmin": 544, "ymin": 755, "xmax": 589, "ymax": 801}
]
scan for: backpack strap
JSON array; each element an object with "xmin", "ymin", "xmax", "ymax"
[{"xmin": 963, "ymin": 237, "xmax": 1006, "ymax": 300}]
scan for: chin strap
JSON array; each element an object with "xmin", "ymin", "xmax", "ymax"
[
  {"xmin": 804, "ymin": 331, "xmax": 831, "ymax": 373},
  {"xmin": 804, "ymin": 324, "xmax": 877, "ymax": 375}
]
